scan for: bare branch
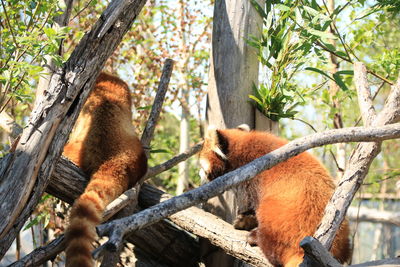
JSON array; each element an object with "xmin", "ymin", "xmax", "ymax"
[
  {"xmin": 142, "ymin": 141, "xmax": 203, "ymax": 181},
  {"xmin": 8, "ymin": 235, "xmax": 66, "ymax": 267},
  {"xmin": 141, "ymin": 58, "xmax": 174, "ymax": 156},
  {"xmin": 354, "ymin": 62, "xmax": 376, "ymax": 125},
  {"xmin": 314, "ymin": 75, "xmax": 400, "ymax": 250},
  {"xmin": 347, "ymin": 206, "xmax": 400, "ymax": 226},
  {"xmin": 96, "ymin": 123, "xmax": 400, "ymax": 254}
]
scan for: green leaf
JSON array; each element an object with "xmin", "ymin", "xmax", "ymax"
[
  {"xmin": 303, "ymin": 6, "xmax": 329, "ymax": 21},
  {"xmin": 250, "ymin": 0, "xmax": 268, "ymax": 19},
  {"xmin": 332, "ymin": 73, "xmax": 349, "ymax": 91},
  {"xmin": 137, "ymin": 105, "xmax": 152, "ymax": 110},
  {"xmin": 336, "ymin": 70, "xmax": 354, "ymax": 75},
  {"xmin": 336, "ymin": 51, "xmax": 348, "ymax": 58},
  {"xmin": 249, "ymin": 94, "xmax": 264, "ymax": 106},
  {"xmin": 43, "ymin": 27, "xmax": 56, "ymax": 38},
  {"xmin": 307, "ymin": 28, "xmax": 337, "ymax": 39},
  {"xmin": 305, "ymin": 67, "xmax": 333, "ymax": 80},
  {"xmin": 275, "ymin": 4, "xmax": 291, "ymax": 12}
]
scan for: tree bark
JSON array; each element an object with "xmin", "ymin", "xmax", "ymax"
[{"xmin": 0, "ymin": 0, "xmax": 148, "ymax": 258}]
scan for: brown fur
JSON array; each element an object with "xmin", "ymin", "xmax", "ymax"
[
  {"xmin": 63, "ymin": 73, "xmax": 147, "ymax": 267},
  {"xmin": 199, "ymin": 127, "xmax": 351, "ymax": 267}
]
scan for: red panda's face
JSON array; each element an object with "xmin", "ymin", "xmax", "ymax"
[
  {"xmin": 199, "ymin": 126, "xmax": 229, "ymax": 181},
  {"xmin": 199, "ymin": 147, "xmax": 227, "ymax": 181},
  {"xmin": 199, "ymin": 125, "xmax": 251, "ymax": 181}
]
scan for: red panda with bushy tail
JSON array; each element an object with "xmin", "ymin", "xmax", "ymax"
[
  {"xmin": 199, "ymin": 125, "xmax": 351, "ymax": 267},
  {"xmin": 63, "ymin": 72, "xmax": 147, "ymax": 267}
]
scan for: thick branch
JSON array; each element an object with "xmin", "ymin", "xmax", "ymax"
[
  {"xmin": 0, "ymin": 0, "xmax": 148, "ymax": 257},
  {"xmin": 314, "ymin": 74, "xmax": 400, "ymax": 249},
  {"xmin": 96, "ymin": 124, "xmax": 400, "ymax": 253}
]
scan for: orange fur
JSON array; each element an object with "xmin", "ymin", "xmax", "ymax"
[
  {"xmin": 199, "ymin": 127, "xmax": 351, "ymax": 267},
  {"xmin": 63, "ymin": 73, "xmax": 147, "ymax": 267}
]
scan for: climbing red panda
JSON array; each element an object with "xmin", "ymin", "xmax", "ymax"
[
  {"xmin": 63, "ymin": 72, "xmax": 147, "ymax": 267},
  {"xmin": 199, "ymin": 125, "xmax": 351, "ymax": 267}
]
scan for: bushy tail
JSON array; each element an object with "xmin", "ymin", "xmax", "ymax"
[
  {"xmin": 65, "ymin": 162, "xmax": 128, "ymax": 267},
  {"xmin": 65, "ymin": 191, "xmax": 104, "ymax": 267}
]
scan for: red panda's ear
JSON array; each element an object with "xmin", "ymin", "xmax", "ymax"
[
  {"xmin": 205, "ymin": 125, "xmax": 228, "ymax": 159},
  {"xmin": 237, "ymin": 124, "xmax": 250, "ymax": 132}
]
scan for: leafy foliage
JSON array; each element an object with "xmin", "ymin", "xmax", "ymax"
[{"xmin": 0, "ymin": 0, "xmax": 67, "ymax": 117}]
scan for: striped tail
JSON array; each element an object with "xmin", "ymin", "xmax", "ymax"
[
  {"xmin": 65, "ymin": 162, "xmax": 128, "ymax": 267},
  {"xmin": 65, "ymin": 191, "xmax": 104, "ymax": 267}
]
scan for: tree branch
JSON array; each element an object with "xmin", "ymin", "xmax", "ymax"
[
  {"xmin": 142, "ymin": 141, "xmax": 203, "ymax": 181},
  {"xmin": 354, "ymin": 62, "xmax": 376, "ymax": 125},
  {"xmin": 347, "ymin": 206, "xmax": 400, "ymax": 226},
  {"xmin": 0, "ymin": 0, "xmax": 148, "ymax": 257},
  {"xmin": 141, "ymin": 58, "xmax": 174, "ymax": 157},
  {"xmin": 95, "ymin": 124, "xmax": 400, "ymax": 254},
  {"xmin": 313, "ymin": 70, "xmax": 400, "ymax": 250},
  {"xmin": 299, "ymin": 237, "xmax": 341, "ymax": 267}
]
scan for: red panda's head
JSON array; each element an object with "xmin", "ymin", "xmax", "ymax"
[{"xmin": 199, "ymin": 124, "xmax": 250, "ymax": 181}]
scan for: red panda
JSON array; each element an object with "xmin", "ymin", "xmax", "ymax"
[
  {"xmin": 63, "ymin": 72, "xmax": 147, "ymax": 267},
  {"xmin": 199, "ymin": 125, "xmax": 351, "ymax": 267}
]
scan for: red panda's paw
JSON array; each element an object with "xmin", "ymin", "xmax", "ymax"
[
  {"xmin": 246, "ymin": 228, "xmax": 258, "ymax": 246},
  {"xmin": 233, "ymin": 210, "xmax": 258, "ymax": 230}
]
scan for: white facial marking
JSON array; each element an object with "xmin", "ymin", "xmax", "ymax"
[
  {"xmin": 199, "ymin": 158, "xmax": 211, "ymax": 183},
  {"xmin": 212, "ymin": 147, "xmax": 227, "ymax": 159},
  {"xmin": 199, "ymin": 168, "xmax": 207, "ymax": 184},
  {"xmin": 199, "ymin": 158, "xmax": 211, "ymax": 173}
]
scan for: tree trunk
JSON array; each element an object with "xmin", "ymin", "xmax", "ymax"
[{"xmin": 203, "ymin": 0, "xmax": 263, "ymax": 265}]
